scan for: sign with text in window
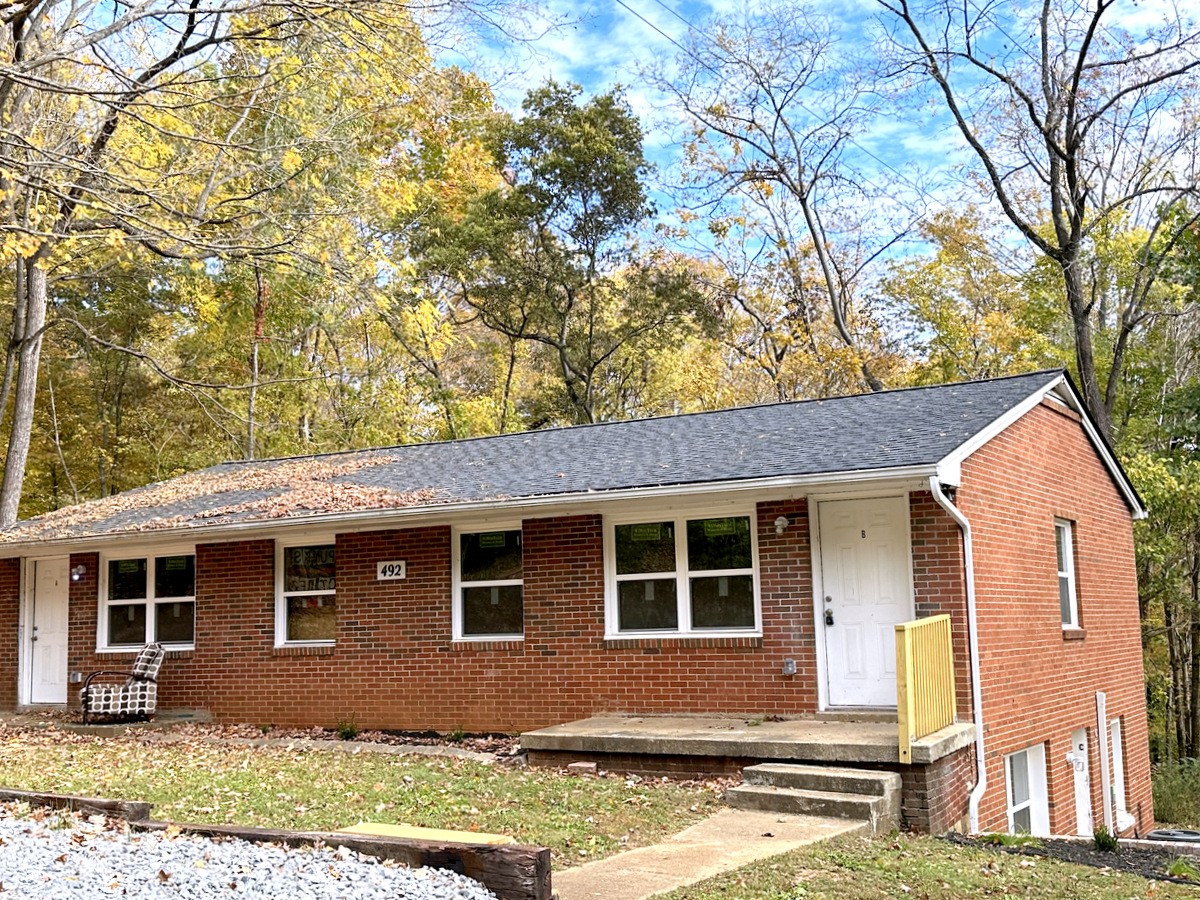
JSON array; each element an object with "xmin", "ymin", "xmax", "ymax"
[{"xmin": 376, "ymin": 561, "xmax": 407, "ymax": 581}]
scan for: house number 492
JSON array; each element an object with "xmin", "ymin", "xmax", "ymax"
[{"xmin": 377, "ymin": 561, "xmax": 407, "ymax": 580}]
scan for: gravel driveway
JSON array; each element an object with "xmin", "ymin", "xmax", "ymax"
[{"xmin": 0, "ymin": 805, "xmax": 498, "ymax": 899}]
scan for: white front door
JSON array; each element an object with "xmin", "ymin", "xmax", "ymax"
[
  {"xmin": 29, "ymin": 558, "xmax": 70, "ymax": 704},
  {"xmin": 819, "ymin": 496, "xmax": 913, "ymax": 707},
  {"xmin": 1068, "ymin": 728, "xmax": 1093, "ymax": 836}
]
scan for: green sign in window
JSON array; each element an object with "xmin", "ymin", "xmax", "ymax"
[
  {"xmin": 703, "ymin": 518, "xmax": 737, "ymax": 537},
  {"xmin": 630, "ymin": 523, "xmax": 663, "ymax": 542},
  {"xmin": 478, "ymin": 532, "xmax": 507, "ymax": 549}
]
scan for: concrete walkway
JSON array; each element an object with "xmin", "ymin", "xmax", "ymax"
[{"xmin": 552, "ymin": 808, "xmax": 865, "ymax": 900}]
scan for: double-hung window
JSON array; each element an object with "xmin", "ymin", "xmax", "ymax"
[
  {"xmin": 276, "ymin": 543, "xmax": 336, "ymax": 645},
  {"xmin": 100, "ymin": 552, "xmax": 195, "ymax": 650},
  {"xmin": 454, "ymin": 529, "xmax": 523, "ymax": 640},
  {"xmin": 608, "ymin": 512, "xmax": 758, "ymax": 637},
  {"xmin": 1056, "ymin": 519, "xmax": 1079, "ymax": 628}
]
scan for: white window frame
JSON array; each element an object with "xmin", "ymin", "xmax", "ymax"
[
  {"xmin": 275, "ymin": 537, "xmax": 337, "ymax": 647},
  {"xmin": 604, "ymin": 507, "xmax": 761, "ymax": 639},
  {"xmin": 97, "ymin": 546, "xmax": 197, "ymax": 652},
  {"xmin": 1056, "ymin": 519, "xmax": 1080, "ymax": 629},
  {"xmin": 452, "ymin": 524, "xmax": 524, "ymax": 642},
  {"xmin": 1005, "ymin": 743, "xmax": 1050, "ymax": 836}
]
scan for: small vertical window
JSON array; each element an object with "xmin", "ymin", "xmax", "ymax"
[
  {"xmin": 457, "ymin": 530, "xmax": 524, "ymax": 639},
  {"xmin": 1055, "ymin": 519, "xmax": 1079, "ymax": 628},
  {"xmin": 1005, "ymin": 744, "xmax": 1049, "ymax": 836},
  {"xmin": 278, "ymin": 544, "xmax": 336, "ymax": 644}
]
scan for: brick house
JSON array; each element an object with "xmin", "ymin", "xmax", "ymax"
[{"xmin": 0, "ymin": 370, "xmax": 1148, "ymax": 836}]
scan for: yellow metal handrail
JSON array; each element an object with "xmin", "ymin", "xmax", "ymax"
[{"xmin": 896, "ymin": 614, "xmax": 956, "ymax": 764}]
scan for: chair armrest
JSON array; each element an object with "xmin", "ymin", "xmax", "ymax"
[{"xmin": 81, "ymin": 671, "xmax": 139, "ymax": 692}]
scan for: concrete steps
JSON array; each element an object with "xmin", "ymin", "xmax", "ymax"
[{"xmin": 725, "ymin": 763, "xmax": 901, "ymax": 836}]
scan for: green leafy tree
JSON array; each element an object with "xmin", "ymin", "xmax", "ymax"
[
  {"xmin": 880, "ymin": 208, "xmax": 1059, "ymax": 383},
  {"xmin": 416, "ymin": 82, "xmax": 712, "ymax": 426}
]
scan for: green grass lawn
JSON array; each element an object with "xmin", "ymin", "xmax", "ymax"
[
  {"xmin": 654, "ymin": 833, "xmax": 1197, "ymax": 899},
  {"xmin": 0, "ymin": 729, "xmax": 721, "ymax": 866}
]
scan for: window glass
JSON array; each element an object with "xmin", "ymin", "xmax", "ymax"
[
  {"xmin": 611, "ymin": 513, "xmax": 757, "ymax": 635},
  {"xmin": 1056, "ymin": 520, "xmax": 1077, "ymax": 627},
  {"xmin": 618, "ymin": 579, "xmax": 678, "ymax": 631},
  {"xmin": 1059, "ymin": 576, "xmax": 1073, "ymax": 623},
  {"xmin": 102, "ymin": 554, "xmax": 195, "ymax": 647},
  {"xmin": 108, "ymin": 558, "xmax": 147, "ymax": 601},
  {"xmin": 690, "ymin": 575, "xmax": 755, "ymax": 629},
  {"xmin": 155, "ymin": 555, "xmax": 195, "ymax": 599},
  {"xmin": 155, "ymin": 602, "xmax": 196, "ymax": 645},
  {"xmin": 615, "ymin": 522, "xmax": 676, "ymax": 575},
  {"xmin": 1012, "ymin": 806, "xmax": 1032, "ymax": 834},
  {"xmin": 284, "ymin": 545, "xmax": 335, "ymax": 593},
  {"xmin": 1008, "ymin": 752, "xmax": 1030, "ymax": 806},
  {"xmin": 460, "ymin": 531, "xmax": 522, "ymax": 582},
  {"xmin": 462, "ymin": 585, "xmax": 524, "ymax": 636},
  {"xmin": 286, "ymin": 596, "xmax": 336, "ymax": 642},
  {"xmin": 687, "ymin": 517, "xmax": 752, "ymax": 571},
  {"xmin": 107, "ymin": 603, "xmax": 147, "ymax": 646}
]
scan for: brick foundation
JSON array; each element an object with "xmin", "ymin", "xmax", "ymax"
[{"xmin": 897, "ymin": 745, "xmax": 975, "ymax": 833}]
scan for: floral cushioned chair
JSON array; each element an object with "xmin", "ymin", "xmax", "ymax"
[{"xmin": 80, "ymin": 642, "xmax": 165, "ymax": 724}]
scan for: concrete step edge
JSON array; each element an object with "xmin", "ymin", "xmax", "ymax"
[
  {"xmin": 726, "ymin": 784, "xmax": 880, "ymax": 806},
  {"xmin": 742, "ymin": 763, "xmax": 902, "ymax": 795}
]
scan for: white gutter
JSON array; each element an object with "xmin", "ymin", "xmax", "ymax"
[
  {"xmin": 0, "ymin": 463, "xmax": 938, "ymax": 557},
  {"xmin": 928, "ymin": 474, "xmax": 987, "ymax": 834}
]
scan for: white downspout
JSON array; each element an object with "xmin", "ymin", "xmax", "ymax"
[{"xmin": 929, "ymin": 475, "xmax": 987, "ymax": 833}]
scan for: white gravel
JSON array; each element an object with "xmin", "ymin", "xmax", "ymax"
[{"xmin": 0, "ymin": 807, "xmax": 499, "ymax": 899}]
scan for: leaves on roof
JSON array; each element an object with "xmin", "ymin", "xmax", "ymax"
[{"xmin": 2, "ymin": 454, "xmax": 443, "ymax": 543}]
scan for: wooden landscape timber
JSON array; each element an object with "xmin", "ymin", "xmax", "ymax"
[{"xmin": 0, "ymin": 787, "xmax": 552, "ymax": 900}]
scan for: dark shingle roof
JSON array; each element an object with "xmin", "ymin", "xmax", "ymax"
[{"xmin": 2, "ymin": 370, "xmax": 1065, "ymax": 545}]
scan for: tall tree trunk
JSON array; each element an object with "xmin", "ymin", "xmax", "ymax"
[
  {"xmin": 246, "ymin": 266, "xmax": 268, "ymax": 461},
  {"xmin": 0, "ymin": 261, "xmax": 28, "ymax": 437},
  {"xmin": 1166, "ymin": 596, "xmax": 1185, "ymax": 758},
  {"xmin": 1191, "ymin": 549, "xmax": 1200, "ymax": 758},
  {"xmin": 0, "ymin": 259, "xmax": 47, "ymax": 526},
  {"xmin": 1061, "ymin": 259, "xmax": 1112, "ymax": 440}
]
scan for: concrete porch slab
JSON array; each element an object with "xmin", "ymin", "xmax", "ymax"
[{"xmin": 521, "ymin": 715, "xmax": 975, "ymax": 766}]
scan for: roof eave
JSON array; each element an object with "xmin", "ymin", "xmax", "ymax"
[
  {"xmin": 0, "ymin": 463, "xmax": 941, "ymax": 556},
  {"xmin": 936, "ymin": 372, "xmax": 1147, "ymax": 519}
]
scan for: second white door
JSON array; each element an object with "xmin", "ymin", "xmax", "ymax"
[
  {"xmin": 29, "ymin": 557, "xmax": 70, "ymax": 705},
  {"xmin": 820, "ymin": 497, "xmax": 913, "ymax": 707}
]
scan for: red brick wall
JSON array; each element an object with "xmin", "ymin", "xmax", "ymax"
[
  {"xmin": 7, "ymin": 493, "xmax": 984, "ymax": 742},
  {"xmin": 909, "ymin": 493, "xmax": 973, "ymax": 721},
  {"xmin": 0, "ymin": 558, "xmax": 20, "ymax": 708},
  {"xmin": 899, "ymin": 745, "xmax": 975, "ymax": 833},
  {"xmin": 55, "ymin": 502, "xmax": 828, "ymax": 731},
  {"xmin": 959, "ymin": 400, "xmax": 1150, "ymax": 835}
]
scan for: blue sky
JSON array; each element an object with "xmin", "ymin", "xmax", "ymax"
[
  {"xmin": 444, "ymin": 0, "xmax": 974, "ymax": 235},
  {"xmin": 440, "ymin": 0, "xmax": 1190, "ymax": 270}
]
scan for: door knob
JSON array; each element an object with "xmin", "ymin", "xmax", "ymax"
[{"xmin": 825, "ymin": 609, "xmax": 834, "ymax": 626}]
